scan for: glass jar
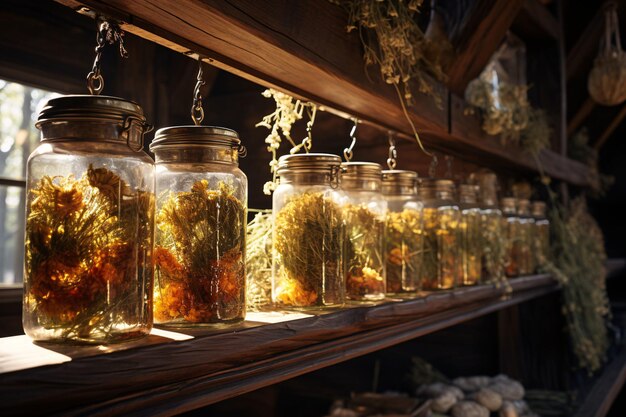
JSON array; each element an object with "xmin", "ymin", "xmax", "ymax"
[
  {"xmin": 24, "ymin": 95, "xmax": 155, "ymax": 343},
  {"xmin": 517, "ymin": 198, "xmax": 535, "ymax": 275},
  {"xmin": 469, "ymin": 170, "xmax": 505, "ymax": 283},
  {"xmin": 272, "ymin": 153, "xmax": 345, "ymax": 308},
  {"xmin": 382, "ymin": 170, "xmax": 423, "ymax": 295},
  {"xmin": 502, "ymin": 197, "xmax": 522, "ymax": 278},
  {"xmin": 420, "ymin": 179, "xmax": 462, "ymax": 290},
  {"xmin": 459, "ymin": 184, "xmax": 482, "ymax": 286},
  {"xmin": 342, "ymin": 162, "xmax": 386, "ymax": 301},
  {"xmin": 532, "ymin": 201, "xmax": 550, "ymax": 269},
  {"xmin": 150, "ymin": 126, "xmax": 247, "ymax": 325}
]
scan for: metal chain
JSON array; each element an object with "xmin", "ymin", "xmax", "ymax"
[
  {"xmin": 87, "ymin": 19, "xmax": 127, "ymax": 95},
  {"xmin": 191, "ymin": 57, "xmax": 206, "ymax": 125},
  {"xmin": 444, "ymin": 155, "xmax": 454, "ymax": 178},
  {"xmin": 387, "ymin": 132, "xmax": 397, "ymax": 170},
  {"xmin": 343, "ymin": 118, "xmax": 358, "ymax": 162},
  {"xmin": 300, "ymin": 104, "xmax": 316, "ymax": 153}
]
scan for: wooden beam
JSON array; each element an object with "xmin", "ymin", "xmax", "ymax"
[
  {"xmin": 512, "ymin": 0, "xmax": 560, "ymax": 40},
  {"xmin": 566, "ymin": 4, "xmax": 606, "ymax": 83},
  {"xmin": 447, "ymin": 0, "xmax": 524, "ymax": 95},
  {"xmin": 594, "ymin": 102, "xmax": 626, "ymax": 150},
  {"xmin": 567, "ymin": 97, "xmax": 596, "ymax": 136}
]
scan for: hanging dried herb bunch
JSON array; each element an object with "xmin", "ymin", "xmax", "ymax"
[
  {"xmin": 273, "ymin": 192, "xmax": 345, "ymax": 307},
  {"xmin": 345, "ymin": 203, "xmax": 385, "ymax": 300},
  {"xmin": 331, "ymin": 0, "xmax": 446, "ymax": 106},
  {"xmin": 256, "ymin": 89, "xmax": 317, "ymax": 195},
  {"xmin": 542, "ymin": 196, "xmax": 609, "ymax": 374},
  {"xmin": 153, "ymin": 180, "xmax": 246, "ymax": 324},
  {"xmin": 246, "ymin": 210, "xmax": 273, "ymax": 311},
  {"xmin": 24, "ymin": 165, "xmax": 154, "ymax": 342}
]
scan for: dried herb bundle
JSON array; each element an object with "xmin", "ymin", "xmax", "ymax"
[
  {"xmin": 465, "ymin": 75, "xmax": 530, "ymax": 142},
  {"xmin": 154, "ymin": 180, "xmax": 246, "ymax": 324},
  {"xmin": 246, "ymin": 210, "xmax": 273, "ymax": 311},
  {"xmin": 385, "ymin": 209, "xmax": 423, "ymax": 293},
  {"xmin": 345, "ymin": 204, "xmax": 385, "ymax": 300},
  {"xmin": 542, "ymin": 197, "xmax": 610, "ymax": 373},
  {"xmin": 273, "ymin": 192, "xmax": 345, "ymax": 307},
  {"xmin": 331, "ymin": 0, "xmax": 446, "ymax": 105},
  {"xmin": 256, "ymin": 89, "xmax": 317, "ymax": 195},
  {"xmin": 520, "ymin": 107, "xmax": 551, "ymax": 156},
  {"xmin": 24, "ymin": 165, "xmax": 154, "ymax": 342}
]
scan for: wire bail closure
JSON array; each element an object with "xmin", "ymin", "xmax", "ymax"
[
  {"xmin": 343, "ymin": 118, "xmax": 358, "ymax": 162},
  {"xmin": 191, "ymin": 57, "xmax": 206, "ymax": 125},
  {"xmin": 387, "ymin": 131, "xmax": 397, "ymax": 170},
  {"xmin": 121, "ymin": 115, "xmax": 153, "ymax": 152},
  {"xmin": 87, "ymin": 18, "xmax": 127, "ymax": 95}
]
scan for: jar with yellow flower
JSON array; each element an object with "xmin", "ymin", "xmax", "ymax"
[
  {"xmin": 382, "ymin": 170, "xmax": 423, "ymax": 295},
  {"xmin": 150, "ymin": 126, "xmax": 247, "ymax": 325},
  {"xmin": 342, "ymin": 162, "xmax": 386, "ymax": 301},
  {"xmin": 459, "ymin": 184, "xmax": 482, "ymax": 285},
  {"xmin": 517, "ymin": 198, "xmax": 535, "ymax": 275},
  {"xmin": 532, "ymin": 201, "xmax": 550, "ymax": 270},
  {"xmin": 24, "ymin": 95, "xmax": 155, "ymax": 343},
  {"xmin": 502, "ymin": 197, "xmax": 522, "ymax": 278}
]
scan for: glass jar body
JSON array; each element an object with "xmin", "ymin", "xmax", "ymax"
[
  {"xmin": 343, "ymin": 188, "xmax": 386, "ymax": 301},
  {"xmin": 422, "ymin": 200, "xmax": 462, "ymax": 290},
  {"xmin": 518, "ymin": 216, "xmax": 535, "ymax": 275},
  {"xmin": 152, "ymin": 152, "xmax": 247, "ymax": 325},
  {"xmin": 460, "ymin": 206, "xmax": 482, "ymax": 285},
  {"xmin": 534, "ymin": 219, "xmax": 550, "ymax": 269},
  {"xmin": 384, "ymin": 195, "xmax": 424, "ymax": 295},
  {"xmin": 23, "ymin": 139, "xmax": 155, "ymax": 344},
  {"xmin": 272, "ymin": 175, "xmax": 346, "ymax": 308},
  {"xmin": 504, "ymin": 215, "xmax": 522, "ymax": 277},
  {"xmin": 480, "ymin": 208, "xmax": 505, "ymax": 283}
]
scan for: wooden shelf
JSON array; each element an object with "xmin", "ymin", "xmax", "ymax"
[
  {"xmin": 54, "ymin": 0, "xmax": 593, "ymax": 186},
  {"xmin": 573, "ymin": 346, "xmax": 626, "ymax": 417},
  {"xmin": 0, "ymin": 275, "xmax": 557, "ymax": 417}
]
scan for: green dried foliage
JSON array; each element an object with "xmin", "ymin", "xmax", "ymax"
[
  {"xmin": 330, "ymin": 0, "xmax": 447, "ymax": 106},
  {"xmin": 273, "ymin": 192, "xmax": 345, "ymax": 306},
  {"xmin": 246, "ymin": 210, "xmax": 273, "ymax": 311},
  {"xmin": 408, "ymin": 357, "xmax": 450, "ymax": 388},
  {"xmin": 542, "ymin": 196, "xmax": 610, "ymax": 374},
  {"xmin": 569, "ymin": 128, "xmax": 614, "ymax": 197},
  {"xmin": 481, "ymin": 210, "xmax": 510, "ymax": 293},
  {"xmin": 520, "ymin": 107, "xmax": 551, "ymax": 156}
]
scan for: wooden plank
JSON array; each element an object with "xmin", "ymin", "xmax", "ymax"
[
  {"xmin": 447, "ymin": 0, "xmax": 524, "ymax": 95},
  {"xmin": 567, "ymin": 97, "xmax": 596, "ymax": 137},
  {"xmin": 573, "ymin": 347, "xmax": 626, "ymax": 417},
  {"xmin": 0, "ymin": 275, "xmax": 557, "ymax": 417},
  {"xmin": 56, "ymin": 0, "xmax": 448, "ymax": 136},
  {"xmin": 594, "ymin": 103, "xmax": 626, "ymax": 150},
  {"xmin": 512, "ymin": 0, "xmax": 559, "ymax": 40}
]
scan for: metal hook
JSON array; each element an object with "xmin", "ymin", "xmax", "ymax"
[
  {"xmin": 444, "ymin": 155, "xmax": 454, "ymax": 179},
  {"xmin": 387, "ymin": 131, "xmax": 397, "ymax": 170},
  {"xmin": 343, "ymin": 118, "xmax": 358, "ymax": 161},
  {"xmin": 191, "ymin": 56, "xmax": 206, "ymax": 125},
  {"xmin": 428, "ymin": 153, "xmax": 439, "ymax": 178}
]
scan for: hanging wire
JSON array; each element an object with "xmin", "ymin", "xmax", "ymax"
[
  {"xmin": 191, "ymin": 57, "xmax": 206, "ymax": 125},
  {"xmin": 87, "ymin": 18, "xmax": 127, "ymax": 95},
  {"xmin": 387, "ymin": 131, "xmax": 397, "ymax": 170},
  {"xmin": 343, "ymin": 118, "xmax": 358, "ymax": 161}
]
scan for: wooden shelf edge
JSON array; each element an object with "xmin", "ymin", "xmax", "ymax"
[
  {"xmin": 573, "ymin": 346, "xmax": 626, "ymax": 417},
  {"xmin": 52, "ymin": 0, "xmax": 593, "ymax": 186},
  {"xmin": 0, "ymin": 275, "xmax": 557, "ymax": 417}
]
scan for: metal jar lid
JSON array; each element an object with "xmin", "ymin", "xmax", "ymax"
[
  {"xmin": 459, "ymin": 184, "xmax": 478, "ymax": 204},
  {"xmin": 531, "ymin": 201, "xmax": 547, "ymax": 218},
  {"xmin": 150, "ymin": 125, "xmax": 241, "ymax": 151},
  {"xmin": 517, "ymin": 198, "xmax": 531, "ymax": 216},
  {"xmin": 342, "ymin": 162, "xmax": 382, "ymax": 180},
  {"xmin": 276, "ymin": 153, "xmax": 342, "ymax": 175},
  {"xmin": 501, "ymin": 197, "xmax": 517, "ymax": 214},
  {"xmin": 382, "ymin": 170, "xmax": 417, "ymax": 195},
  {"xmin": 37, "ymin": 95, "xmax": 145, "ymax": 125}
]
